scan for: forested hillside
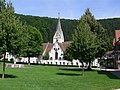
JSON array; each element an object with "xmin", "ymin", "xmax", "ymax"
[{"xmin": 15, "ymin": 14, "xmax": 120, "ymax": 43}]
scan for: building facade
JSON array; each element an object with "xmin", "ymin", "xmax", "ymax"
[{"xmin": 42, "ymin": 16, "xmax": 70, "ymax": 60}]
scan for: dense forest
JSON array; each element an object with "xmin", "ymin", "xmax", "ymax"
[{"xmin": 15, "ymin": 14, "xmax": 120, "ymax": 43}]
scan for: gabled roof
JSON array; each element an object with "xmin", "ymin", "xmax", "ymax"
[
  {"xmin": 42, "ymin": 43, "xmax": 53, "ymax": 56},
  {"xmin": 113, "ymin": 30, "xmax": 120, "ymax": 46},
  {"xmin": 42, "ymin": 41, "xmax": 72, "ymax": 56},
  {"xmin": 57, "ymin": 41, "xmax": 72, "ymax": 51},
  {"xmin": 116, "ymin": 30, "xmax": 120, "ymax": 41}
]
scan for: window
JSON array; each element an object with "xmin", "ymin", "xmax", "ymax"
[
  {"xmin": 50, "ymin": 57, "xmax": 53, "ymax": 60},
  {"xmin": 59, "ymin": 57, "xmax": 61, "ymax": 60},
  {"xmin": 55, "ymin": 52, "xmax": 58, "ymax": 60}
]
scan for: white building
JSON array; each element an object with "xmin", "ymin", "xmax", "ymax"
[
  {"xmin": 42, "ymin": 15, "xmax": 100, "ymax": 67},
  {"xmin": 1, "ymin": 15, "xmax": 99, "ymax": 67},
  {"xmin": 42, "ymin": 16, "xmax": 71, "ymax": 60}
]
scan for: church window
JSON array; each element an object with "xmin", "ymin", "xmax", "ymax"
[
  {"xmin": 50, "ymin": 57, "xmax": 52, "ymax": 60},
  {"xmin": 59, "ymin": 57, "xmax": 61, "ymax": 60},
  {"xmin": 55, "ymin": 52, "xmax": 58, "ymax": 60}
]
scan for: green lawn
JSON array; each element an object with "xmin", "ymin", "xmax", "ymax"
[{"xmin": 0, "ymin": 63, "xmax": 120, "ymax": 90}]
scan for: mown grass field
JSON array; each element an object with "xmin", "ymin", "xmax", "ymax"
[{"xmin": 0, "ymin": 63, "xmax": 120, "ymax": 90}]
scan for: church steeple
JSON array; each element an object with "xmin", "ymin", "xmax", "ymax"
[{"xmin": 53, "ymin": 13, "xmax": 64, "ymax": 43}]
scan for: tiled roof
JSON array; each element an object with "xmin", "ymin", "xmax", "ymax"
[
  {"xmin": 42, "ymin": 43, "xmax": 53, "ymax": 56},
  {"xmin": 62, "ymin": 41, "xmax": 72, "ymax": 50},
  {"xmin": 42, "ymin": 41, "xmax": 72, "ymax": 56},
  {"xmin": 113, "ymin": 30, "xmax": 120, "ymax": 46}
]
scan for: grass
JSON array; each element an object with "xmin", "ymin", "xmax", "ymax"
[{"xmin": 0, "ymin": 63, "xmax": 120, "ymax": 90}]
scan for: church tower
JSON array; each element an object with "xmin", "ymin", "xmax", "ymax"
[{"xmin": 53, "ymin": 13, "xmax": 64, "ymax": 43}]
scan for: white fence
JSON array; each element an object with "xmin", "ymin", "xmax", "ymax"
[
  {"xmin": 2, "ymin": 52, "xmax": 100, "ymax": 67},
  {"xmin": 39, "ymin": 59, "xmax": 99, "ymax": 67}
]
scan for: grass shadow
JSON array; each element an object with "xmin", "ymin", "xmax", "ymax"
[
  {"xmin": 56, "ymin": 73, "xmax": 82, "ymax": 76},
  {"xmin": 59, "ymin": 68, "xmax": 95, "ymax": 72},
  {"xmin": 97, "ymin": 71, "xmax": 120, "ymax": 79},
  {"xmin": 0, "ymin": 74, "xmax": 18, "ymax": 78}
]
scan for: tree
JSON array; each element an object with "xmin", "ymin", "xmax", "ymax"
[
  {"xmin": 74, "ymin": 21, "xmax": 97, "ymax": 68},
  {"xmin": 64, "ymin": 45, "xmax": 73, "ymax": 61},
  {"xmin": 64, "ymin": 8, "xmax": 110, "ymax": 69},
  {"xmin": 0, "ymin": 0, "xmax": 26, "ymax": 78},
  {"xmin": 22, "ymin": 25, "xmax": 43, "ymax": 65}
]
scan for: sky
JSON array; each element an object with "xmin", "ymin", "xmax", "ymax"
[{"xmin": 7, "ymin": 0, "xmax": 120, "ymax": 19}]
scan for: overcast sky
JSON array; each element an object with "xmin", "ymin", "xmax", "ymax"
[{"xmin": 8, "ymin": 0, "xmax": 120, "ymax": 19}]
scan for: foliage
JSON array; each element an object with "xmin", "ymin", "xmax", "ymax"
[
  {"xmin": 64, "ymin": 45, "xmax": 73, "ymax": 60},
  {"xmin": 15, "ymin": 13, "xmax": 120, "ymax": 46},
  {"xmin": 43, "ymin": 52, "xmax": 49, "ymax": 60},
  {"xmin": 0, "ymin": 0, "xmax": 25, "ymax": 78},
  {"xmin": 0, "ymin": 52, "xmax": 3, "ymax": 59},
  {"xmin": 0, "ymin": 0, "xmax": 43, "ymax": 77},
  {"xmin": 0, "ymin": 0, "xmax": 24, "ymax": 56},
  {"xmin": 21, "ymin": 25, "xmax": 43, "ymax": 64},
  {"xmin": 15, "ymin": 14, "xmax": 79, "ymax": 42},
  {"xmin": 64, "ymin": 8, "xmax": 111, "ymax": 69}
]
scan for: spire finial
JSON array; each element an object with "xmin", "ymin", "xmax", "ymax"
[{"xmin": 58, "ymin": 12, "xmax": 60, "ymax": 19}]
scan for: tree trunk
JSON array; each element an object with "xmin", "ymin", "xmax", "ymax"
[
  {"xmin": 82, "ymin": 62, "xmax": 84, "ymax": 76},
  {"xmin": 28, "ymin": 57, "xmax": 30, "ymax": 65},
  {"xmin": 87, "ymin": 61, "xmax": 92, "ymax": 70},
  {"xmin": 2, "ymin": 52, "xmax": 6, "ymax": 78}
]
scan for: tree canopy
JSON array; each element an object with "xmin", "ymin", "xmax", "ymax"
[
  {"xmin": 0, "ymin": 0, "xmax": 43, "ymax": 77},
  {"xmin": 22, "ymin": 25, "xmax": 43, "ymax": 64},
  {"xmin": 64, "ymin": 8, "xmax": 111, "ymax": 69},
  {"xmin": 15, "ymin": 13, "xmax": 120, "ymax": 45}
]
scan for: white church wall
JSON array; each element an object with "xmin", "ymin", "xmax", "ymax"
[
  {"xmin": 57, "ymin": 48, "xmax": 63, "ymax": 60},
  {"xmin": 49, "ymin": 48, "xmax": 55, "ymax": 60},
  {"xmin": 49, "ymin": 42, "xmax": 63, "ymax": 60},
  {"xmin": 53, "ymin": 38, "xmax": 64, "ymax": 44}
]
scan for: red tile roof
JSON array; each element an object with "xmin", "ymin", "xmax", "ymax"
[
  {"xmin": 113, "ymin": 30, "xmax": 120, "ymax": 46},
  {"xmin": 42, "ymin": 43, "xmax": 53, "ymax": 56},
  {"xmin": 42, "ymin": 41, "xmax": 72, "ymax": 56},
  {"xmin": 116, "ymin": 30, "xmax": 120, "ymax": 41}
]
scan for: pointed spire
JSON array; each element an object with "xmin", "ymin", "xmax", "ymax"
[
  {"xmin": 58, "ymin": 12, "xmax": 60, "ymax": 19},
  {"xmin": 53, "ymin": 13, "xmax": 64, "ymax": 43}
]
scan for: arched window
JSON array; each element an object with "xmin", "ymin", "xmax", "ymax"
[
  {"xmin": 59, "ymin": 57, "xmax": 61, "ymax": 60},
  {"xmin": 55, "ymin": 52, "xmax": 58, "ymax": 60},
  {"xmin": 50, "ymin": 57, "xmax": 53, "ymax": 60}
]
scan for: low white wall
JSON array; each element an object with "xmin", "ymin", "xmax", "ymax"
[
  {"xmin": 40, "ymin": 60, "xmax": 72, "ymax": 65},
  {"xmin": 3, "ymin": 52, "xmax": 100, "ymax": 67},
  {"xmin": 39, "ymin": 59, "xmax": 100, "ymax": 67}
]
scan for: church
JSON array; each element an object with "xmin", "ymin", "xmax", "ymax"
[
  {"xmin": 3, "ymin": 15, "xmax": 99, "ymax": 67},
  {"xmin": 42, "ymin": 16, "xmax": 70, "ymax": 60}
]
